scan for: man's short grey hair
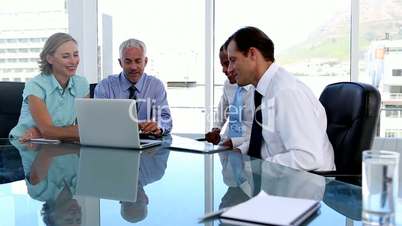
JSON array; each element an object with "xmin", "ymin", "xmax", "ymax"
[{"xmin": 119, "ymin": 39, "xmax": 147, "ymax": 59}]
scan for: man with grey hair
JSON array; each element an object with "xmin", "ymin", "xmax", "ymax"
[{"xmin": 95, "ymin": 38, "xmax": 172, "ymax": 136}]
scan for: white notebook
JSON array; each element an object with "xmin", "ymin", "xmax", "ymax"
[{"xmin": 220, "ymin": 191, "xmax": 320, "ymax": 226}]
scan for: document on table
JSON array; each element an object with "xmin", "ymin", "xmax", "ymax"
[
  {"xmin": 169, "ymin": 135, "xmax": 228, "ymax": 153},
  {"xmin": 200, "ymin": 191, "xmax": 320, "ymax": 226}
]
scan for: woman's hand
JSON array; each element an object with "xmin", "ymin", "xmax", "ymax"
[{"xmin": 20, "ymin": 127, "xmax": 42, "ymax": 142}]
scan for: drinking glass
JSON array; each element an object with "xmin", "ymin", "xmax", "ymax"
[{"xmin": 362, "ymin": 150, "xmax": 400, "ymax": 225}]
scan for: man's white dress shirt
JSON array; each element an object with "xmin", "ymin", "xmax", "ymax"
[{"xmin": 254, "ymin": 63, "xmax": 335, "ymax": 171}]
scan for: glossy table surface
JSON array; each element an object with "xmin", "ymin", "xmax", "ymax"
[{"xmin": 0, "ymin": 136, "xmax": 401, "ymax": 226}]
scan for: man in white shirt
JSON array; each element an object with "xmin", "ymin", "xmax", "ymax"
[
  {"xmin": 226, "ymin": 26, "xmax": 335, "ymax": 171},
  {"xmin": 205, "ymin": 42, "xmax": 254, "ymax": 153}
]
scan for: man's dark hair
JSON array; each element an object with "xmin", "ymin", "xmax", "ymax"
[
  {"xmin": 228, "ymin": 26, "xmax": 275, "ymax": 62},
  {"xmin": 220, "ymin": 38, "xmax": 231, "ymax": 53}
]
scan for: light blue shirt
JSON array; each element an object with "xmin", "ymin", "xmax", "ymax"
[
  {"xmin": 9, "ymin": 74, "xmax": 89, "ymax": 138},
  {"xmin": 214, "ymin": 80, "xmax": 254, "ymax": 153},
  {"xmin": 94, "ymin": 72, "xmax": 172, "ymax": 135},
  {"xmin": 228, "ymin": 86, "xmax": 245, "ymax": 138}
]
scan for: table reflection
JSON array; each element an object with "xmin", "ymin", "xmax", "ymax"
[
  {"xmin": 120, "ymin": 147, "xmax": 170, "ymax": 223},
  {"xmin": 323, "ymin": 180, "xmax": 362, "ymax": 221},
  {"xmin": 11, "ymin": 139, "xmax": 81, "ymax": 226},
  {"xmin": 2, "ymin": 136, "xmax": 376, "ymax": 226},
  {"xmin": 217, "ymin": 151, "xmax": 327, "ymax": 205},
  {"xmin": 0, "ymin": 138, "xmax": 24, "ymax": 184},
  {"xmin": 10, "ymin": 138, "xmax": 171, "ymax": 226},
  {"xmin": 214, "ymin": 150, "xmax": 366, "ymax": 226},
  {"xmin": 218, "ymin": 151, "xmax": 254, "ymax": 210},
  {"xmin": 261, "ymin": 161, "xmax": 326, "ymax": 201}
]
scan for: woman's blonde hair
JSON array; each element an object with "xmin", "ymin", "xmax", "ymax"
[{"xmin": 38, "ymin": 33, "xmax": 77, "ymax": 75}]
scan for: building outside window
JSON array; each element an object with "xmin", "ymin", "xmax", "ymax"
[
  {"xmin": 0, "ymin": 0, "xmax": 67, "ymax": 82},
  {"xmin": 358, "ymin": 0, "xmax": 402, "ymax": 137}
]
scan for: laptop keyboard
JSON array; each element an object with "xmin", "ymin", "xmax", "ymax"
[{"xmin": 139, "ymin": 133, "xmax": 161, "ymax": 140}]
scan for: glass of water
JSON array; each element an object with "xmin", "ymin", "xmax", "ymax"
[{"xmin": 362, "ymin": 150, "xmax": 400, "ymax": 225}]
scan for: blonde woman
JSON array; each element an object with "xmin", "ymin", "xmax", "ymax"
[{"xmin": 10, "ymin": 32, "xmax": 88, "ymax": 141}]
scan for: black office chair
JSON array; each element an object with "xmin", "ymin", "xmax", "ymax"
[
  {"xmin": 0, "ymin": 82, "xmax": 25, "ymax": 138},
  {"xmin": 317, "ymin": 82, "xmax": 381, "ymax": 184},
  {"xmin": 89, "ymin": 83, "xmax": 97, "ymax": 98}
]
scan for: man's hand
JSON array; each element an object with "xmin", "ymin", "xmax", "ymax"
[
  {"xmin": 222, "ymin": 139, "xmax": 233, "ymax": 149},
  {"xmin": 139, "ymin": 121, "xmax": 162, "ymax": 136},
  {"xmin": 205, "ymin": 128, "xmax": 221, "ymax": 145}
]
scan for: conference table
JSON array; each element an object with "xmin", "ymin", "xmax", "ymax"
[{"xmin": 0, "ymin": 135, "xmax": 400, "ymax": 226}]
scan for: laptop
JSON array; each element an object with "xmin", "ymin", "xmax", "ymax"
[
  {"xmin": 75, "ymin": 98, "xmax": 162, "ymax": 149},
  {"xmin": 76, "ymin": 146, "xmax": 140, "ymax": 201}
]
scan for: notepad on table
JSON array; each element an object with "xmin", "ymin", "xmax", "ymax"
[{"xmin": 202, "ymin": 191, "xmax": 320, "ymax": 226}]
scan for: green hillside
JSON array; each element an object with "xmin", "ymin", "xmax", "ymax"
[
  {"xmin": 277, "ymin": 1, "xmax": 402, "ymax": 66},
  {"xmin": 278, "ymin": 36, "xmax": 349, "ymax": 64}
]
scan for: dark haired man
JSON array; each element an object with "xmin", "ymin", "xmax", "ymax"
[
  {"xmin": 205, "ymin": 42, "xmax": 254, "ymax": 153},
  {"xmin": 227, "ymin": 26, "xmax": 335, "ymax": 171}
]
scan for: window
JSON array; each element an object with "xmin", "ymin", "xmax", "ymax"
[
  {"xmin": 25, "ymin": 68, "xmax": 35, "ymax": 73},
  {"xmin": 3, "ymin": 0, "xmax": 400, "ymax": 137},
  {"xmin": 98, "ymin": 0, "xmax": 205, "ymax": 133},
  {"xmin": 359, "ymin": 0, "xmax": 402, "ymax": 137},
  {"xmin": 29, "ymin": 48, "xmax": 41, "ymax": 53},
  {"xmin": 18, "ymin": 48, "xmax": 28, "ymax": 53},
  {"xmin": 0, "ymin": 0, "xmax": 67, "ymax": 82},
  {"xmin": 29, "ymin": 38, "xmax": 41, "ymax": 43},
  {"xmin": 385, "ymin": 129, "xmax": 402, "ymax": 138},
  {"xmin": 384, "ymin": 105, "xmax": 402, "ymax": 118},
  {"xmin": 215, "ymin": 0, "xmax": 350, "ymax": 100},
  {"xmin": 392, "ymin": 69, "xmax": 402, "ymax": 77}
]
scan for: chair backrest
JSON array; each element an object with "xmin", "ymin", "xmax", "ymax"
[
  {"xmin": 0, "ymin": 82, "xmax": 25, "ymax": 138},
  {"xmin": 319, "ymin": 82, "xmax": 381, "ymax": 175},
  {"xmin": 90, "ymin": 83, "xmax": 97, "ymax": 98}
]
